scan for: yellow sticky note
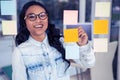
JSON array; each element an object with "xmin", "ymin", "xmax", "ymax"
[
  {"xmin": 64, "ymin": 28, "xmax": 78, "ymax": 42},
  {"xmin": 63, "ymin": 10, "xmax": 78, "ymax": 25},
  {"xmin": 95, "ymin": 2, "xmax": 111, "ymax": 17},
  {"xmin": 94, "ymin": 38, "xmax": 108, "ymax": 52},
  {"xmin": 94, "ymin": 20, "xmax": 108, "ymax": 34},
  {"xmin": 2, "ymin": 20, "xmax": 17, "ymax": 35}
]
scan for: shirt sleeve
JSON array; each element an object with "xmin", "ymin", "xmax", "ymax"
[
  {"xmin": 12, "ymin": 47, "xmax": 27, "ymax": 80},
  {"xmin": 59, "ymin": 37, "xmax": 95, "ymax": 70},
  {"xmin": 73, "ymin": 41, "xmax": 95, "ymax": 69}
]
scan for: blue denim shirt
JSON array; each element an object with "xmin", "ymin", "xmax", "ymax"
[{"xmin": 12, "ymin": 35, "xmax": 95, "ymax": 80}]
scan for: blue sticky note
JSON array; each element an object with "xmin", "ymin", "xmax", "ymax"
[
  {"xmin": 65, "ymin": 43, "xmax": 79, "ymax": 59},
  {"xmin": 1, "ymin": 1, "xmax": 16, "ymax": 15}
]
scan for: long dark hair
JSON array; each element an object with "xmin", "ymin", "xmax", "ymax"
[{"xmin": 16, "ymin": 1, "xmax": 70, "ymax": 70}]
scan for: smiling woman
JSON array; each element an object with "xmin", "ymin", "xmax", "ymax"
[{"xmin": 12, "ymin": 1, "xmax": 95, "ymax": 80}]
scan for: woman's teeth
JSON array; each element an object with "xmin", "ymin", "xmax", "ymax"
[{"xmin": 35, "ymin": 25, "xmax": 43, "ymax": 28}]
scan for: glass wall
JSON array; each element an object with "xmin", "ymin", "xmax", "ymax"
[{"xmin": 0, "ymin": 0, "xmax": 120, "ymax": 80}]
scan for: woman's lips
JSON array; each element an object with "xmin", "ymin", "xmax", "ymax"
[{"xmin": 34, "ymin": 24, "xmax": 43, "ymax": 28}]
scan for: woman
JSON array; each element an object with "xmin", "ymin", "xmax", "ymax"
[{"xmin": 12, "ymin": 1, "xmax": 95, "ymax": 80}]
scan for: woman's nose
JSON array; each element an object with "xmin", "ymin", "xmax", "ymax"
[{"xmin": 35, "ymin": 16, "xmax": 41, "ymax": 22}]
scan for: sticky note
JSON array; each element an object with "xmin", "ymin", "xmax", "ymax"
[
  {"xmin": 2, "ymin": 20, "xmax": 17, "ymax": 35},
  {"xmin": 64, "ymin": 28, "xmax": 78, "ymax": 42},
  {"xmin": 65, "ymin": 43, "xmax": 79, "ymax": 59},
  {"xmin": 94, "ymin": 38, "xmax": 108, "ymax": 52},
  {"xmin": 1, "ymin": 1, "xmax": 17, "ymax": 15},
  {"xmin": 66, "ymin": 23, "xmax": 92, "ymax": 40},
  {"xmin": 94, "ymin": 20, "xmax": 108, "ymax": 34},
  {"xmin": 63, "ymin": 10, "xmax": 78, "ymax": 25},
  {"xmin": 95, "ymin": 2, "xmax": 111, "ymax": 17}
]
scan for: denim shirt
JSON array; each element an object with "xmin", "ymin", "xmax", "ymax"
[{"xmin": 12, "ymin": 35, "xmax": 95, "ymax": 80}]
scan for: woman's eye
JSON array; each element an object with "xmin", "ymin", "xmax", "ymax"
[
  {"xmin": 40, "ymin": 14, "xmax": 46, "ymax": 17},
  {"xmin": 28, "ymin": 15, "xmax": 35, "ymax": 19}
]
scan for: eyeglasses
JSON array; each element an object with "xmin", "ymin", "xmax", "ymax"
[{"xmin": 24, "ymin": 12, "xmax": 48, "ymax": 21}]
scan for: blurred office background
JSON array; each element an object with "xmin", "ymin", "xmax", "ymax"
[{"xmin": 0, "ymin": 0, "xmax": 120, "ymax": 80}]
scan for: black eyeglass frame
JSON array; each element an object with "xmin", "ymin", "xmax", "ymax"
[{"xmin": 24, "ymin": 12, "xmax": 48, "ymax": 21}]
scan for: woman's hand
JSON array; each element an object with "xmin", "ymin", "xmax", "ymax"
[{"xmin": 77, "ymin": 26, "xmax": 88, "ymax": 46}]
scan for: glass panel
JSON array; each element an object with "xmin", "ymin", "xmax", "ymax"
[
  {"xmin": 85, "ymin": 0, "xmax": 92, "ymax": 22},
  {"xmin": 111, "ymin": 0, "xmax": 120, "ymax": 80}
]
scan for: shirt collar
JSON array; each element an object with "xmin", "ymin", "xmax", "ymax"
[{"xmin": 28, "ymin": 34, "xmax": 50, "ymax": 47}]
